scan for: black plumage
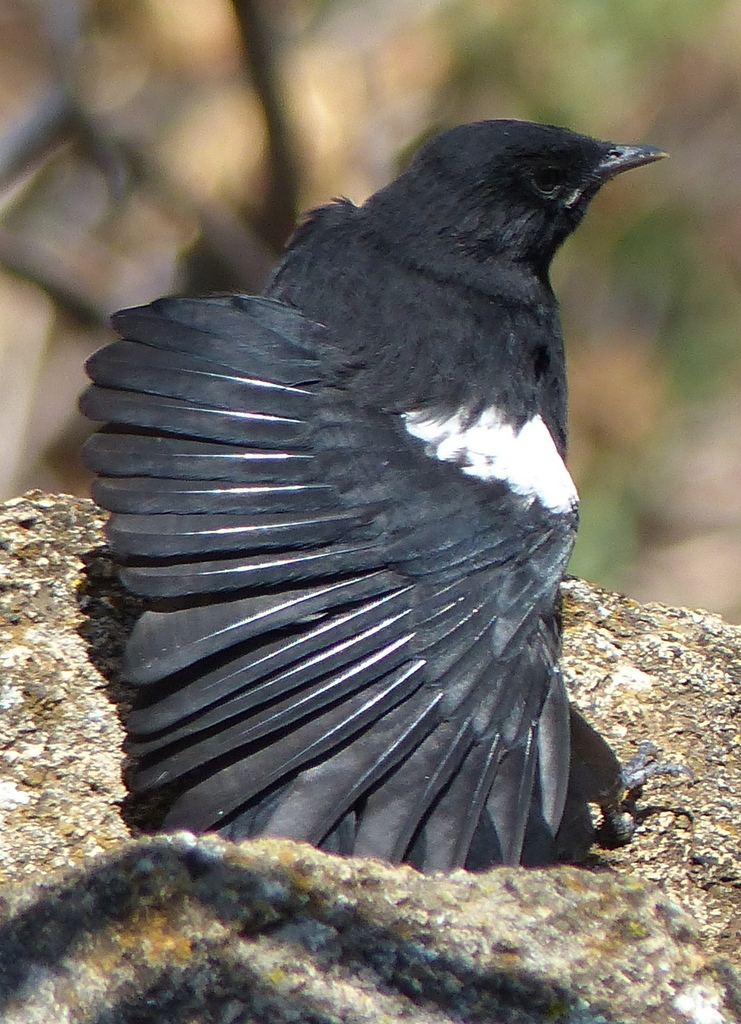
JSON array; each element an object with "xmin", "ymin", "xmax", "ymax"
[{"xmin": 80, "ymin": 119, "xmax": 665, "ymax": 870}]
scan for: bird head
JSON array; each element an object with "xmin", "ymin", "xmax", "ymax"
[{"xmin": 363, "ymin": 120, "xmax": 666, "ymax": 283}]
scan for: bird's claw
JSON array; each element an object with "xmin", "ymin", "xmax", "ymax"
[
  {"xmin": 595, "ymin": 740, "xmax": 693, "ymax": 850},
  {"xmin": 620, "ymin": 739, "xmax": 695, "ymax": 792}
]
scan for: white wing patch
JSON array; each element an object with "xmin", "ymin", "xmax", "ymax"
[{"xmin": 403, "ymin": 407, "xmax": 578, "ymax": 514}]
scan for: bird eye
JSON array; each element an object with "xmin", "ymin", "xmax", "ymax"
[{"xmin": 530, "ymin": 166, "xmax": 565, "ymax": 197}]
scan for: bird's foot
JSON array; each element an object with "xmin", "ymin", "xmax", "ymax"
[
  {"xmin": 595, "ymin": 740, "xmax": 693, "ymax": 850},
  {"xmin": 620, "ymin": 739, "xmax": 695, "ymax": 790}
]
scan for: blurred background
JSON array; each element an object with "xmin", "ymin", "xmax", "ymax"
[{"xmin": 0, "ymin": 0, "xmax": 740, "ymax": 620}]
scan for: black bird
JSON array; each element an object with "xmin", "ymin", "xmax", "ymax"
[{"xmin": 80, "ymin": 120, "xmax": 665, "ymax": 871}]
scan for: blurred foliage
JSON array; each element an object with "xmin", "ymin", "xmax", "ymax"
[{"xmin": 0, "ymin": 0, "xmax": 740, "ymax": 618}]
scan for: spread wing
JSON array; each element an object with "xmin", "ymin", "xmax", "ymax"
[{"xmin": 80, "ymin": 294, "xmax": 578, "ymax": 870}]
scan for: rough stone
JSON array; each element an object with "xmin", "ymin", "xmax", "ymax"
[
  {"xmin": 560, "ymin": 578, "xmax": 741, "ymax": 963},
  {"xmin": 0, "ymin": 492, "xmax": 130, "ymax": 883},
  {"xmin": 1, "ymin": 832, "xmax": 739, "ymax": 1023}
]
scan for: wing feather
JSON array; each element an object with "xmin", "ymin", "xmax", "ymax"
[
  {"xmin": 119, "ymin": 545, "xmax": 379, "ymax": 597},
  {"xmin": 91, "ymin": 476, "xmax": 334, "ymax": 516},
  {"xmin": 133, "ymin": 633, "xmax": 419, "ymax": 790},
  {"xmin": 80, "ymin": 387, "xmax": 309, "ymax": 447},
  {"xmin": 83, "ymin": 434, "xmax": 316, "ymax": 483},
  {"xmin": 164, "ymin": 660, "xmax": 427, "ymax": 831},
  {"xmin": 85, "ymin": 340, "xmax": 315, "ymax": 418},
  {"xmin": 111, "ymin": 296, "xmax": 320, "ymax": 382},
  {"xmin": 124, "ymin": 572, "xmax": 403, "ymax": 683},
  {"xmin": 107, "ymin": 510, "xmax": 361, "ymax": 557},
  {"xmin": 259, "ymin": 687, "xmax": 443, "ymax": 844},
  {"xmin": 127, "ymin": 590, "xmax": 413, "ymax": 735},
  {"xmin": 352, "ymin": 715, "xmax": 475, "ymax": 862}
]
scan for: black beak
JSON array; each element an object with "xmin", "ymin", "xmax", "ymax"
[{"xmin": 596, "ymin": 144, "xmax": 668, "ymax": 179}]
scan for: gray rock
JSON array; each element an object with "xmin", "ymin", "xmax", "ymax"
[
  {"xmin": 560, "ymin": 577, "xmax": 741, "ymax": 963},
  {"xmin": 0, "ymin": 492, "xmax": 129, "ymax": 883},
  {"xmin": 1, "ymin": 491, "xmax": 740, "ymax": 1022},
  {"xmin": 1, "ymin": 832, "xmax": 739, "ymax": 1023}
]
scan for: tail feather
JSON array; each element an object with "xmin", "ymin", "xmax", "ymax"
[
  {"xmin": 534, "ymin": 669, "xmax": 571, "ymax": 832},
  {"xmin": 482, "ymin": 727, "xmax": 539, "ymax": 865},
  {"xmin": 408, "ymin": 739, "xmax": 504, "ymax": 871}
]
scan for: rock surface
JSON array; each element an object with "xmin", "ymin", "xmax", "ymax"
[
  {"xmin": 0, "ymin": 493, "xmax": 130, "ymax": 882},
  {"xmin": 561, "ymin": 577, "xmax": 741, "ymax": 962},
  {"xmin": 1, "ymin": 491, "xmax": 741, "ymax": 1022},
  {"xmin": 1, "ymin": 832, "xmax": 739, "ymax": 1024}
]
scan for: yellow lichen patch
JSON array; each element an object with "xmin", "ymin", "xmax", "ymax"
[
  {"xmin": 623, "ymin": 919, "xmax": 649, "ymax": 940},
  {"xmin": 266, "ymin": 965, "xmax": 287, "ymax": 985},
  {"xmin": 113, "ymin": 908, "xmax": 194, "ymax": 964}
]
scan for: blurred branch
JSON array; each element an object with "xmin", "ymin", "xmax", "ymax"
[
  {"xmin": 0, "ymin": 89, "xmax": 72, "ymax": 191},
  {"xmin": 0, "ymin": 2, "xmax": 109, "ymax": 330},
  {"xmin": 118, "ymin": 141, "xmax": 276, "ymax": 293},
  {"xmin": 40, "ymin": 0, "xmax": 85, "ymax": 73},
  {"xmin": 0, "ymin": 103, "xmax": 275, "ymax": 311},
  {"xmin": 0, "ymin": 226, "xmax": 107, "ymax": 328},
  {"xmin": 191, "ymin": 202, "xmax": 276, "ymax": 292},
  {"xmin": 0, "ymin": 0, "xmax": 290, "ymax": 319},
  {"xmin": 40, "ymin": 0, "xmax": 131, "ymax": 202},
  {"xmin": 231, "ymin": 0, "xmax": 301, "ymax": 248}
]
